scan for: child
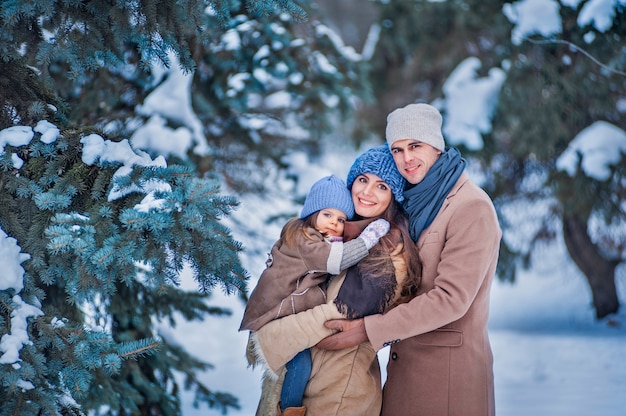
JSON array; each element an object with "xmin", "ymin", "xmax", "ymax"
[{"xmin": 240, "ymin": 174, "xmax": 389, "ymax": 415}]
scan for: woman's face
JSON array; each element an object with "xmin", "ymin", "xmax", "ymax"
[{"xmin": 351, "ymin": 173, "xmax": 393, "ymax": 218}]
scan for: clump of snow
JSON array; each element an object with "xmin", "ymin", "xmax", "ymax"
[
  {"xmin": 35, "ymin": 120, "xmax": 60, "ymax": 144},
  {"xmin": 578, "ymin": 0, "xmax": 625, "ymax": 33},
  {"xmin": 0, "ymin": 229, "xmax": 42, "ymax": 366},
  {"xmin": 135, "ymin": 54, "xmax": 209, "ymax": 157},
  {"xmin": 0, "ymin": 126, "xmax": 34, "ymax": 168},
  {"xmin": 556, "ymin": 121, "xmax": 626, "ymax": 181},
  {"xmin": 80, "ymin": 133, "xmax": 170, "ymax": 209},
  {"xmin": 438, "ymin": 57, "xmax": 506, "ymax": 150},
  {"xmin": 503, "ymin": 0, "xmax": 561, "ymax": 45}
]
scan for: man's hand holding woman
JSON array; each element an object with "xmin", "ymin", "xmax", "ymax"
[{"xmin": 315, "ymin": 318, "xmax": 368, "ymax": 350}]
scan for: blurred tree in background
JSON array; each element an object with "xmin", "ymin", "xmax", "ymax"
[{"xmin": 491, "ymin": 1, "xmax": 626, "ymax": 319}]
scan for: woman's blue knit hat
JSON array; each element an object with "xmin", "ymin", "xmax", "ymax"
[
  {"xmin": 300, "ymin": 175, "xmax": 355, "ymax": 219},
  {"xmin": 346, "ymin": 145, "xmax": 406, "ymax": 203}
]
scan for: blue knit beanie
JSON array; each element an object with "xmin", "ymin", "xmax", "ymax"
[
  {"xmin": 300, "ymin": 175, "xmax": 355, "ymax": 219},
  {"xmin": 346, "ymin": 145, "xmax": 406, "ymax": 203}
]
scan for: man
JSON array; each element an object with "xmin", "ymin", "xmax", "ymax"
[{"xmin": 317, "ymin": 103, "xmax": 502, "ymax": 416}]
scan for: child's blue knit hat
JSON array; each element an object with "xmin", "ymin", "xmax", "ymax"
[
  {"xmin": 300, "ymin": 175, "xmax": 355, "ymax": 219},
  {"xmin": 346, "ymin": 145, "xmax": 406, "ymax": 203}
]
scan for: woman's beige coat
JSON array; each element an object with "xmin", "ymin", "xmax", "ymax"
[
  {"xmin": 251, "ymin": 240, "xmax": 407, "ymax": 416},
  {"xmin": 365, "ymin": 172, "xmax": 502, "ymax": 416}
]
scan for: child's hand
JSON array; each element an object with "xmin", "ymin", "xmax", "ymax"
[{"xmin": 358, "ymin": 218, "xmax": 390, "ymax": 249}]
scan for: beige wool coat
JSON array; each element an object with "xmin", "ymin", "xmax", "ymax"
[
  {"xmin": 365, "ymin": 172, "xmax": 502, "ymax": 416},
  {"xmin": 250, "ymin": 237, "xmax": 408, "ymax": 416}
]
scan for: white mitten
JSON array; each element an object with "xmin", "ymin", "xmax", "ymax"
[{"xmin": 358, "ymin": 218, "xmax": 390, "ymax": 250}]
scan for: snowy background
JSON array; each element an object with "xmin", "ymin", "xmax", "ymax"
[{"xmin": 1, "ymin": 0, "xmax": 626, "ymax": 414}]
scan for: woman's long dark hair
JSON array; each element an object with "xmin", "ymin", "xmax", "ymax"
[{"xmin": 356, "ymin": 199, "xmax": 422, "ymax": 307}]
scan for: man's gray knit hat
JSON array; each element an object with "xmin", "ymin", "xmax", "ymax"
[
  {"xmin": 385, "ymin": 103, "xmax": 445, "ymax": 151},
  {"xmin": 346, "ymin": 145, "xmax": 406, "ymax": 203},
  {"xmin": 300, "ymin": 175, "xmax": 355, "ymax": 219}
]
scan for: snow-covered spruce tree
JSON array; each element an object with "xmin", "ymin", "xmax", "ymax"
[
  {"xmin": 0, "ymin": 1, "xmax": 344, "ymax": 415},
  {"xmin": 0, "ymin": 123, "xmax": 246, "ymax": 414}
]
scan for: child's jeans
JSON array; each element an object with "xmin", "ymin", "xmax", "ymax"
[{"xmin": 280, "ymin": 348, "xmax": 312, "ymax": 410}]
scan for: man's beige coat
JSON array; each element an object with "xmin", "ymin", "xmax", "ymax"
[{"xmin": 365, "ymin": 172, "xmax": 502, "ymax": 416}]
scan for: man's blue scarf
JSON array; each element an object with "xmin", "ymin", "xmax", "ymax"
[{"xmin": 403, "ymin": 147, "xmax": 466, "ymax": 242}]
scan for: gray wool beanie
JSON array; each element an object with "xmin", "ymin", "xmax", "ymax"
[
  {"xmin": 300, "ymin": 175, "xmax": 355, "ymax": 219},
  {"xmin": 385, "ymin": 103, "xmax": 445, "ymax": 151},
  {"xmin": 346, "ymin": 145, "xmax": 406, "ymax": 203}
]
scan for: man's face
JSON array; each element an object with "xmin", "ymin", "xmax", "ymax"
[{"xmin": 390, "ymin": 139, "xmax": 442, "ymax": 185}]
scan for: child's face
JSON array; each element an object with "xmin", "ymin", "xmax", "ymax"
[{"xmin": 315, "ymin": 208, "xmax": 347, "ymax": 237}]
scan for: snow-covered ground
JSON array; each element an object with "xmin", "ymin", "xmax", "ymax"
[{"xmin": 487, "ymin": 243, "xmax": 626, "ymax": 416}]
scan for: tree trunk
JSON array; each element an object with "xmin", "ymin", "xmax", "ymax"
[{"xmin": 562, "ymin": 213, "xmax": 619, "ymax": 319}]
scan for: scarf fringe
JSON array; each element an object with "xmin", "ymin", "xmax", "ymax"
[{"xmin": 334, "ymin": 296, "xmax": 391, "ymax": 319}]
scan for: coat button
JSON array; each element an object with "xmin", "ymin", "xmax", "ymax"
[{"xmin": 391, "ymin": 352, "xmax": 398, "ymax": 360}]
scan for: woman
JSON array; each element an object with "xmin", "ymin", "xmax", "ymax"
[
  {"xmin": 247, "ymin": 145, "xmax": 421, "ymax": 416},
  {"xmin": 239, "ymin": 174, "xmax": 389, "ymax": 415}
]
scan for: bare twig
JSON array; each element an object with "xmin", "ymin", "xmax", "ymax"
[{"xmin": 523, "ymin": 37, "xmax": 626, "ymax": 77}]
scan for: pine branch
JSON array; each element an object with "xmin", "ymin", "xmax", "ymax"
[{"xmin": 118, "ymin": 339, "xmax": 161, "ymax": 360}]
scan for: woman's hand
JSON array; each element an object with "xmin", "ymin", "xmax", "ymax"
[{"xmin": 315, "ymin": 318, "xmax": 368, "ymax": 350}]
